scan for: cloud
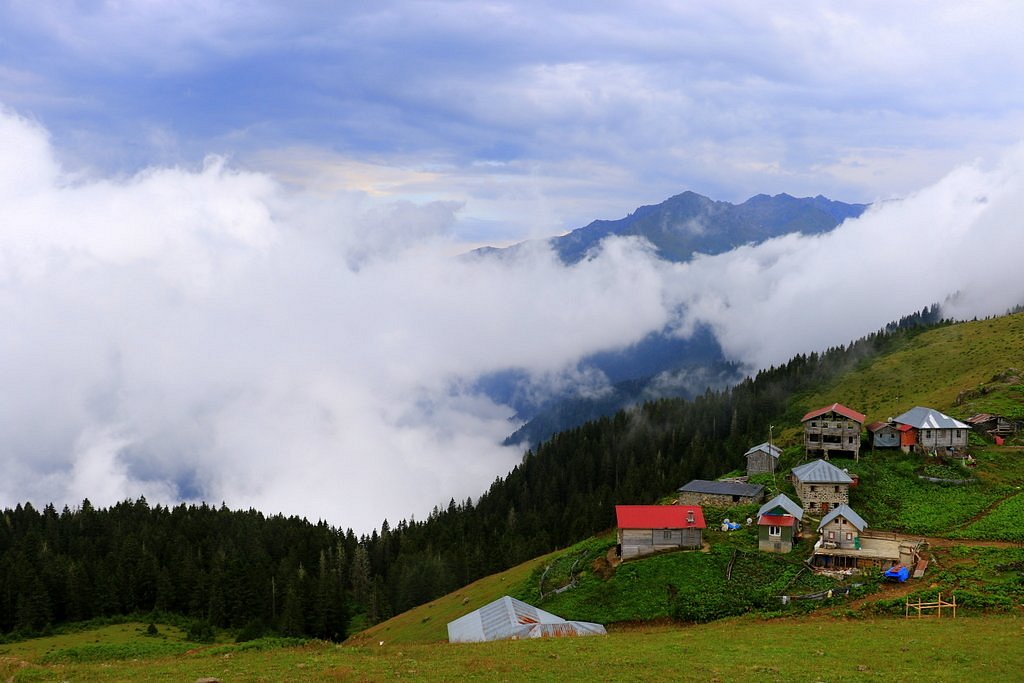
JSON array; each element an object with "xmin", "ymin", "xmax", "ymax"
[
  {"xmin": 5, "ymin": 2, "xmax": 1024, "ymax": 244},
  {"xmin": 0, "ymin": 108, "xmax": 676, "ymax": 532},
  {"xmin": 3, "ymin": 102, "xmax": 1023, "ymax": 533},
  {"xmin": 666, "ymin": 146, "xmax": 1024, "ymax": 369}
]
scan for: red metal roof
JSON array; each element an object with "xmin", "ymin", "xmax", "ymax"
[
  {"xmin": 758, "ymin": 514, "xmax": 796, "ymax": 527},
  {"xmin": 801, "ymin": 403, "xmax": 866, "ymax": 424},
  {"xmin": 615, "ymin": 505, "xmax": 705, "ymax": 530},
  {"xmin": 897, "ymin": 424, "xmax": 915, "ymax": 432}
]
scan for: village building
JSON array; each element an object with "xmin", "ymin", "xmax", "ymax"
[
  {"xmin": 817, "ymin": 504, "xmax": 867, "ymax": 550},
  {"xmin": 789, "ymin": 459, "xmax": 853, "ymax": 514},
  {"xmin": 757, "ymin": 493, "xmax": 803, "ymax": 553},
  {"xmin": 893, "ymin": 406, "xmax": 970, "ymax": 453},
  {"xmin": 810, "ymin": 504, "xmax": 923, "ymax": 572},
  {"xmin": 745, "ymin": 442, "xmax": 782, "ymax": 475},
  {"xmin": 447, "ymin": 596, "xmax": 606, "ymax": 642},
  {"xmin": 965, "ymin": 413, "xmax": 1018, "ymax": 443},
  {"xmin": 677, "ymin": 479, "xmax": 765, "ymax": 507},
  {"xmin": 801, "ymin": 403, "xmax": 866, "ymax": 460},
  {"xmin": 867, "ymin": 421, "xmax": 900, "ymax": 449},
  {"xmin": 615, "ymin": 505, "xmax": 705, "ymax": 559}
]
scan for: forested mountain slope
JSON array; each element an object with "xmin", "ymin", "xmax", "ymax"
[{"xmin": 3, "ymin": 308, "xmax": 1022, "ymax": 642}]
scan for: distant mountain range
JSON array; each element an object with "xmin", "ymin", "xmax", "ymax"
[{"xmin": 474, "ymin": 191, "xmax": 869, "ymax": 446}]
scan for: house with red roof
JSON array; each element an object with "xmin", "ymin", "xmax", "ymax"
[
  {"xmin": 801, "ymin": 402, "xmax": 866, "ymax": 460},
  {"xmin": 757, "ymin": 493, "xmax": 803, "ymax": 553},
  {"xmin": 615, "ymin": 505, "xmax": 705, "ymax": 559}
]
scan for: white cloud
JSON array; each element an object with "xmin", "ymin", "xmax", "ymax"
[{"xmin": 0, "ymin": 108, "xmax": 675, "ymax": 531}]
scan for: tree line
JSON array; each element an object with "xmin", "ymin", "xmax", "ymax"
[{"xmin": 1, "ymin": 307, "xmax": 950, "ymax": 639}]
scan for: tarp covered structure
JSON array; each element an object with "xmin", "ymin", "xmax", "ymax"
[{"xmin": 447, "ymin": 596, "xmax": 606, "ymax": 643}]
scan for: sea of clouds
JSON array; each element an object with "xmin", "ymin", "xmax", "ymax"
[{"xmin": 2, "ymin": 107, "xmax": 1023, "ymax": 532}]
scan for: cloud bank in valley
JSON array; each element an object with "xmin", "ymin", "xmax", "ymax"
[
  {"xmin": 2, "ymin": 106, "xmax": 1023, "ymax": 532},
  {"xmin": 0, "ymin": 108, "xmax": 675, "ymax": 532}
]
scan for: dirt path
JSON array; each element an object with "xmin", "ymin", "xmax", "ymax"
[{"xmin": 949, "ymin": 491, "xmax": 1021, "ymax": 531}]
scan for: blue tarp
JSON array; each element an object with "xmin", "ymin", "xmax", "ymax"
[{"xmin": 884, "ymin": 565, "xmax": 909, "ymax": 582}]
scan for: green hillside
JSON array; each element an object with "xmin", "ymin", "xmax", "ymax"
[{"xmin": 350, "ymin": 313, "xmax": 1024, "ymax": 644}]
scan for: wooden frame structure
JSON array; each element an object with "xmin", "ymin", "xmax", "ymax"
[{"xmin": 905, "ymin": 592, "xmax": 956, "ymax": 619}]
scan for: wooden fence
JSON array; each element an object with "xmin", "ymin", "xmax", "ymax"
[{"xmin": 906, "ymin": 592, "xmax": 956, "ymax": 619}]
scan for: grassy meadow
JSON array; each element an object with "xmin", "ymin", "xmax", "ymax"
[{"xmin": 3, "ymin": 615, "xmax": 1024, "ymax": 681}]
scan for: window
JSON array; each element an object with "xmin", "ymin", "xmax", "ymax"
[
  {"xmin": 662, "ymin": 530, "xmax": 672, "ymax": 540},
  {"xmin": 957, "ymin": 429, "xmax": 963, "ymax": 439},
  {"xmin": 925, "ymin": 429, "xmax": 932, "ymax": 439},
  {"xmin": 835, "ymin": 486, "xmax": 840, "ymax": 493},
  {"xmin": 769, "ymin": 525, "xmax": 781, "ymax": 536},
  {"xmin": 828, "ymin": 531, "xmax": 835, "ymax": 540},
  {"xmin": 811, "ymin": 485, "xmax": 817, "ymax": 492},
  {"xmin": 846, "ymin": 533, "xmax": 853, "ymax": 542}
]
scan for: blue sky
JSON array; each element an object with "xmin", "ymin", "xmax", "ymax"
[
  {"xmin": 3, "ymin": 2, "xmax": 1024, "ymax": 531},
  {"xmin": 4, "ymin": 2, "xmax": 1023, "ymax": 244}
]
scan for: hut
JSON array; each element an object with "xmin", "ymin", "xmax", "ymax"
[
  {"xmin": 447, "ymin": 596, "xmax": 606, "ymax": 643},
  {"xmin": 893, "ymin": 406, "xmax": 969, "ymax": 453},
  {"xmin": 745, "ymin": 442, "xmax": 782, "ymax": 475},
  {"xmin": 965, "ymin": 413, "xmax": 1018, "ymax": 441},
  {"xmin": 801, "ymin": 403, "xmax": 866, "ymax": 460},
  {"xmin": 790, "ymin": 459, "xmax": 853, "ymax": 515},
  {"xmin": 757, "ymin": 493, "xmax": 803, "ymax": 553},
  {"xmin": 677, "ymin": 480, "xmax": 765, "ymax": 507},
  {"xmin": 867, "ymin": 421, "xmax": 900, "ymax": 449},
  {"xmin": 616, "ymin": 505, "xmax": 705, "ymax": 559}
]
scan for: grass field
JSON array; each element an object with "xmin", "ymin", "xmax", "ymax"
[{"xmin": 3, "ymin": 615, "xmax": 1024, "ymax": 681}]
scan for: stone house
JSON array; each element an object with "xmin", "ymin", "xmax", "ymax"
[
  {"xmin": 790, "ymin": 459, "xmax": 853, "ymax": 515},
  {"xmin": 677, "ymin": 480, "xmax": 765, "ymax": 507}
]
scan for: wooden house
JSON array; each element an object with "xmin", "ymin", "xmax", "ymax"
[
  {"xmin": 965, "ymin": 413, "xmax": 1018, "ymax": 441},
  {"xmin": 801, "ymin": 403, "xmax": 866, "ymax": 460},
  {"xmin": 745, "ymin": 442, "xmax": 782, "ymax": 475},
  {"xmin": 893, "ymin": 406, "xmax": 969, "ymax": 453},
  {"xmin": 790, "ymin": 459, "xmax": 853, "ymax": 515},
  {"xmin": 816, "ymin": 504, "xmax": 867, "ymax": 550},
  {"xmin": 615, "ymin": 505, "xmax": 705, "ymax": 559},
  {"xmin": 867, "ymin": 421, "xmax": 900, "ymax": 449},
  {"xmin": 677, "ymin": 480, "xmax": 764, "ymax": 507},
  {"xmin": 757, "ymin": 493, "xmax": 803, "ymax": 553}
]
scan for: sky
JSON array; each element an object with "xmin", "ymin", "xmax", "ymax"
[{"xmin": 2, "ymin": 2, "xmax": 1024, "ymax": 532}]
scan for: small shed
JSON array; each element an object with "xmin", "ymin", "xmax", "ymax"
[
  {"xmin": 757, "ymin": 493, "xmax": 803, "ymax": 553},
  {"xmin": 447, "ymin": 596, "xmax": 606, "ymax": 643},
  {"xmin": 745, "ymin": 442, "xmax": 782, "ymax": 475},
  {"xmin": 966, "ymin": 413, "xmax": 1018, "ymax": 440},
  {"xmin": 616, "ymin": 505, "xmax": 705, "ymax": 559},
  {"xmin": 677, "ymin": 480, "xmax": 765, "ymax": 507},
  {"xmin": 867, "ymin": 421, "xmax": 900, "ymax": 449}
]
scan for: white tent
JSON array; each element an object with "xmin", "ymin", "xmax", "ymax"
[{"xmin": 447, "ymin": 596, "xmax": 606, "ymax": 643}]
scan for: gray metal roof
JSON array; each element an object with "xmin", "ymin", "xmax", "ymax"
[
  {"xmin": 758, "ymin": 493, "xmax": 803, "ymax": 520},
  {"xmin": 893, "ymin": 406, "xmax": 969, "ymax": 430},
  {"xmin": 447, "ymin": 596, "xmax": 606, "ymax": 643},
  {"xmin": 817, "ymin": 504, "xmax": 868, "ymax": 531},
  {"xmin": 744, "ymin": 442, "xmax": 782, "ymax": 458},
  {"xmin": 790, "ymin": 459, "xmax": 854, "ymax": 484},
  {"xmin": 677, "ymin": 479, "xmax": 764, "ymax": 497}
]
